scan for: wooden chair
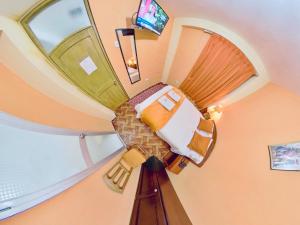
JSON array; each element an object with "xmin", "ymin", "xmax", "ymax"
[{"xmin": 103, "ymin": 145, "xmax": 146, "ymax": 193}]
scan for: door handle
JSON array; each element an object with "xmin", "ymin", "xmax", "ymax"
[{"xmin": 136, "ymin": 189, "xmax": 159, "ymax": 199}]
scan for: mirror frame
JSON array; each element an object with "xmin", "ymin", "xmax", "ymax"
[{"xmin": 115, "ymin": 28, "xmax": 141, "ymax": 84}]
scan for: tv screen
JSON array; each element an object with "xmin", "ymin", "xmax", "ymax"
[{"xmin": 136, "ymin": 0, "xmax": 169, "ymax": 35}]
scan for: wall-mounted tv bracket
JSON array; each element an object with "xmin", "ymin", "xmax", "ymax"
[{"xmin": 130, "ymin": 12, "xmax": 143, "ymax": 30}]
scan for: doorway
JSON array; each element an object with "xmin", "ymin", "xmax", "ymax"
[{"xmin": 21, "ymin": 0, "xmax": 128, "ymax": 110}]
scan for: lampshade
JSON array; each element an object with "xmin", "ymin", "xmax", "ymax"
[{"xmin": 207, "ymin": 105, "xmax": 223, "ymax": 121}]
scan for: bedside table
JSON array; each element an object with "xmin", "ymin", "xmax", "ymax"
[{"xmin": 163, "ymin": 152, "xmax": 189, "ymax": 174}]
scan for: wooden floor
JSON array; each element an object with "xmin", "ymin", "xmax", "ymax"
[{"xmin": 112, "ymin": 102, "xmax": 171, "ymax": 161}]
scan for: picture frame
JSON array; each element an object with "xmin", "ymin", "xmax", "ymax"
[{"xmin": 268, "ymin": 141, "xmax": 300, "ymax": 171}]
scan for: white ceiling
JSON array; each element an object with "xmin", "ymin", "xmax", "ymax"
[
  {"xmin": 164, "ymin": 0, "xmax": 300, "ymax": 95},
  {"xmin": 0, "ymin": 0, "xmax": 40, "ymax": 19}
]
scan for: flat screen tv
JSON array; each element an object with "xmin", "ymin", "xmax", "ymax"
[{"xmin": 136, "ymin": 0, "xmax": 169, "ymax": 35}]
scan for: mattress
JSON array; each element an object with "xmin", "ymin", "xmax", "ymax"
[{"xmin": 135, "ymin": 85, "xmax": 211, "ymax": 164}]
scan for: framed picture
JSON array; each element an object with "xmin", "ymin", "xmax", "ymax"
[{"xmin": 269, "ymin": 142, "xmax": 300, "ymax": 171}]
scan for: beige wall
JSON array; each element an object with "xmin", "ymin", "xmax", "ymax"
[
  {"xmin": 167, "ymin": 26, "xmax": 210, "ymax": 86},
  {"xmin": 89, "ymin": 0, "xmax": 173, "ymax": 97},
  {"xmin": 0, "ymin": 152, "xmax": 140, "ymax": 225},
  {"xmin": 0, "ymin": 1, "xmax": 173, "ymax": 223},
  {"xmin": 2, "ymin": 82, "xmax": 300, "ymax": 225},
  {"xmin": 0, "ymin": 16, "xmax": 115, "ymax": 120},
  {"xmin": 0, "ymin": 0, "xmax": 173, "ymax": 121},
  {"xmin": 169, "ymin": 83, "xmax": 300, "ymax": 225},
  {"xmin": 0, "ymin": 63, "xmax": 113, "ymax": 131}
]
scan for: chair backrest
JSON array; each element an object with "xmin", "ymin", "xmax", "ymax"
[
  {"xmin": 104, "ymin": 146, "xmax": 146, "ymax": 193},
  {"xmin": 122, "ymin": 147, "xmax": 146, "ymax": 168}
]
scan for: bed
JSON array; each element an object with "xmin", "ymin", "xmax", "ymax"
[{"xmin": 135, "ymin": 85, "xmax": 216, "ymax": 165}]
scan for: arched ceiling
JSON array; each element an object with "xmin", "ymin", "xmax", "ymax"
[
  {"xmin": 1, "ymin": 0, "xmax": 299, "ymax": 96},
  {"xmin": 164, "ymin": 0, "xmax": 300, "ymax": 95}
]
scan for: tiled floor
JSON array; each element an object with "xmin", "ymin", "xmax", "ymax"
[
  {"xmin": 112, "ymin": 102, "xmax": 171, "ymax": 161},
  {"xmin": 112, "ymin": 83, "xmax": 171, "ymax": 161}
]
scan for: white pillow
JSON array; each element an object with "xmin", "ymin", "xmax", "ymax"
[
  {"xmin": 135, "ymin": 85, "xmax": 173, "ymax": 118},
  {"xmin": 196, "ymin": 129, "xmax": 213, "ymax": 138}
]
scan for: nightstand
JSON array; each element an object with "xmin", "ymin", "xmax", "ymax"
[{"xmin": 163, "ymin": 152, "xmax": 189, "ymax": 174}]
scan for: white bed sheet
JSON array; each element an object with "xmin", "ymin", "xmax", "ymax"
[
  {"xmin": 156, "ymin": 98, "xmax": 204, "ymax": 164},
  {"xmin": 135, "ymin": 85, "xmax": 212, "ymax": 164}
]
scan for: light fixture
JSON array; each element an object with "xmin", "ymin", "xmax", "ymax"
[
  {"xmin": 203, "ymin": 29, "xmax": 214, "ymax": 34},
  {"xmin": 207, "ymin": 105, "xmax": 223, "ymax": 121},
  {"xmin": 127, "ymin": 57, "xmax": 137, "ymax": 69}
]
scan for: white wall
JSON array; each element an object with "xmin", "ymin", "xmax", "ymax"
[
  {"xmin": 0, "ymin": 112, "xmax": 124, "ymax": 220},
  {"xmin": 162, "ymin": 17, "xmax": 270, "ymax": 106}
]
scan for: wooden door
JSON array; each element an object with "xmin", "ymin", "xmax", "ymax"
[
  {"xmin": 130, "ymin": 156, "xmax": 192, "ymax": 225},
  {"xmin": 50, "ymin": 27, "xmax": 128, "ymax": 110},
  {"xmin": 21, "ymin": 0, "xmax": 128, "ymax": 111}
]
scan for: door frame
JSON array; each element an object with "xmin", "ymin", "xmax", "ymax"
[{"xmin": 19, "ymin": 0, "xmax": 128, "ymax": 100}]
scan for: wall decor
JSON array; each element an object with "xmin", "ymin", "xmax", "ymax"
[{"xmin": 269, "ymin": 142, "xmax": 300, "ymax": 171}]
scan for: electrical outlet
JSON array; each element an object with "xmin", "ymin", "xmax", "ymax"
[{"xmin": 114, "ymin": 40, "xmax": 120, "ymax": 48}]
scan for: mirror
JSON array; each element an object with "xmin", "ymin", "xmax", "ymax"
[{"xmin": 115, "ymin": 28, "xmax": 141, "ymax": 84}]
